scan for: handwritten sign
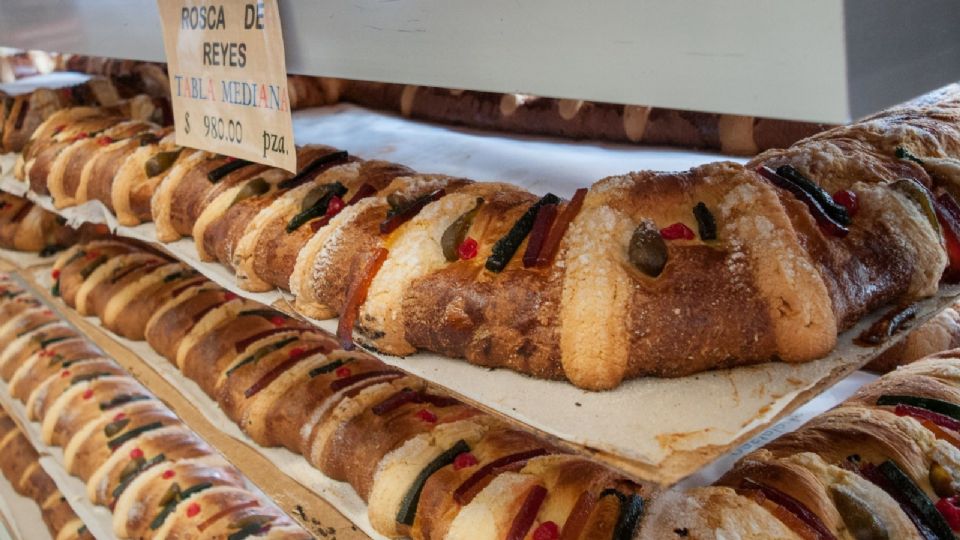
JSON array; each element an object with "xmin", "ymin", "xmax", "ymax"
[{"xmin": 156, "ymin": 0, "xmax": 296, "ymax": 171}]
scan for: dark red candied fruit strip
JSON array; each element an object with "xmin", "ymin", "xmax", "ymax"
[{"xmin": 755, "ymin": 166, "xmax": 848, "ymax": 237}]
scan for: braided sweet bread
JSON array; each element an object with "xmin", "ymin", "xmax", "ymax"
[
  {"xmin": 0, "ymin": 406, "xmax": 93, "ymax": 540},
  {"xmin": 0, "ymin": 274, "xmax": 311, "ymax": 539},
  {"xmin": 43, "ymin": 237, "xmax": 960, "ymax": 539},
  {"xmin": 12, "ymin": 82, "xmax": 960, "ymax": 389},
  {"xmin": 50, "ymin": 239, "xmax": 648, "ymax": 539},
  {"xmin": 637, "ymin": 353, "xmax": 960, "ymax": 539}
]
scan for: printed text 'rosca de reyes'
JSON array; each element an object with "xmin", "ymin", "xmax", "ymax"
[{"xmin": 156, "ymin": 1, "xmax": 296, "ymax": 172}]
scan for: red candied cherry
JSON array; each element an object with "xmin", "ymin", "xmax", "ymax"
[
  {"xmin": 288, "ymin": 347, "xmax": 306, "ymax": 359},
  {"xmin": 325, "ymin": 196, "xmax": 345, "ymax": 217},
  {"xmin": 162, "ymin": 469, "xmax": 175, "ymax": 480},
  {"xmin": 53, "ymin": 124, "xmax": 66, "ymax": 135},
  {"xmin": 96, "ymin": 136, "xmax": 113, "ymax": 146},
  {"xmin": 334, "ymin": 366, "xmax": 351, "ymax": 379},
  {"xmin": 51, "ymin": 269, "xmax": 61, "ymax": 279},
  {"xmin": 61, "ymin": 370, "xmax": 71, "ymax": 378},
  {"xmin": 458, "ymin": 237, "xmax": 479, "ymax": 260},
  {"xmin": 660, "ymin": 222, "xmax": 695, "ymax": 240},
  {"xmin": 833, "ymin": 190, "xmax": 859, "ymax": 217},
  {"xmin": 42, "ymin": 309, "xmax": 53, "ymax": 316},
  {"xmin": 186, "ymin": 502, "xmax": 201, "ymax": 518},
  {"xmin": 270, "ymin": 315, "xmax": 286, "ymax": 327},
  {"xmin": 129, "ymin": 448, "xmax": 144, "ymax": 459},
  {"xmin": 532, "ymin": 521, "xmax": 560, "ymax": 540},
  {"xmin": 225, "ymin": 156, "xmax": 236, "ymax": 163},
  {"xmin": 85, "ymin": 250, "xmax": 100, "ymax": 260},
  {"xmin": 938, "ymin": 497, "xmax": 960, "ymax": 531},
  {"xmin": 82, "ymin": 389, "xmax": 94, "ymax": 400},
  {"xmin": 113, "ymin": 412, "xmax": 126, "ymax": 422},
  {"xmin": 453, "ymin": 452, "xmax": 478, "ymax": 470},
  {"xmin": 415, "ymin": 409, "xmax": 438, "ymax": 423},
  {"xmin": 223, "ymin": 291, "xmax": 238, "ymax": 301}
]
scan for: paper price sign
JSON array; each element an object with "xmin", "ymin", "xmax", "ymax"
[{"xmin": 156, "ymin": 0, "xmax": 296, "ymax": 172}]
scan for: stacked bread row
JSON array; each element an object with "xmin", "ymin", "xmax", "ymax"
[
  {"xmin": 0, "ymin": 191, "xmax": 78, "ymax": 254},
  {"xmin": 867, "ymin": 300, "xmax": 960, "ymax": 373},
  {"xmin": 10, "ymin": 86, "xmax": 960, "ymax": 390},
  {"xmin": 47, "ymin": 237, "xmax": 648, "ymax": 539},
  {"xmin": 0, "ymin": 49, "xmax": 60, "ymax": 83},
  {"xmin": 0, "ymin": 405, "xmax": 91, "ymax": 540},
  {"xmin": 0, "ymin": 76, "xmax": 170, "ymax": 154},
  {"xmin": 58, "ymin": 53, "xmax": 835, "ymax": 155},
  {"xmin": 639, "ymin": 353, "xmax": 960, "ymax": 540},
  {"xmin": 312, "ymin": 78, "xmax": 831, "ymax": 155},
  {"xmin": 0, "ymin": 273, "xmax": 310, "ymax": 539}
]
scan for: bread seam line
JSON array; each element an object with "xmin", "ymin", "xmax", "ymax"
[
  {"xmin": 6, "ymin": 268, "xmax": 376, "ymax": 540},
  {"xmin": 0, "ymin": 440, "xmax": 53, "ymax": 540},
  {"xmin": 0, "ymin": 299, "xmax": 116, "ymax": 540},
  {"xmin": 3, "ymin": 158, "xmax": 960, "ymax": 486}
]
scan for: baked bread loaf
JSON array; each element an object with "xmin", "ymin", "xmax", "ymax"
[
  {"xmin": 48, "ymin": 240, "xmax": 653, "ymax": 539},
  {"xmin": 10, "ymin": 75, "xmax": 960, "ymax": 389},
  {"xmin": 0, "ymin": 192, "xmax": 77, "ymax": 254},
  {"xmin": 0, "ymin": 275, "xmax": 311, "ymax": 540},
  {"xmin": 0, "ymin": 406, "xmax": 94, "ymax": 540},
  {"xmin": 16, "ymin": 85, "xmax": 960, "ymax": 389},
  {"xmin": 868, "ymin": 302, "xmax": 960, "ymax": 372},
  {"xmin": 321, "ymin": 78, "xmax": 833, "ymax": 155}
]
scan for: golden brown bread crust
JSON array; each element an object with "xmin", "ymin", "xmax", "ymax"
[
  {"xmin": 53, "ymin": 241, "xmax": 139, "ymax": 307},
  {"xmin": 43, "ymin": 376, "xmax": 151, "ymax": 447},
  {"xmin": 303, "ymin": 174, "xmax": 472, "ymax": 319},
  {"xmin": 559, "ymin": 163, "xmax": 834, "ymax": 388},
  {"xmin": 10, "ymin": 338, "xmax": 103, "ymax": 401},
  {"xmin": 165, "ymin": 155, "xmax": 270, "ymax": 238},
  {"xmin": 256, "ymin": 353, "xmax": 399, "ymax": 452},
  {"xmin": 79, "ymin": 127, "xmax": 161, "ymax": 209},
  {"xmin": 716, "ymin": 452, "xmax": 847, "ymax": 536},
  {"xmin": 637, "ymin": 486, "xmax": 803, "ymax": 540},
  {"xmin": 180, "ymin": 314, "xmax": 291, "ymax": 395},
  {"xmin": 30, "ymin": 358, "xmax": 126, "ymax": 430},
  {"xmin": 763, "ymin": 406, "xmax": 939, "ymax": 497},
  {"xmin": 144, "ymin": 287, "xmax": 230, "ymax": 361},
  {"xmin": 79, "ymin": 255, "xmax": 167, "ymax": 318},
  {"xmin": 245, "ymin": 159, "xmax": 410, "ymax": 290},
  {"xmin": 67, "ymin": 403, "xmax": 179, "ymax": 481},
  {"xmin": 867, "ymin": 305, "xmax": 960, "ymax": 372},
  {"xmin": 49, "ymin": 120, "xmax": 154, "ymax": 208},
  {"xmin": 113, "ymin": 457, "xmax": 245, "ymax": 539},
  {"xmin": 318, "ymin": 389, "xmax": 481, "ymax": 500},
  {"xmin": 0, "ymin": 321, "xmax": 74, "ymax": 380},
  {"xmin": 848, "ymin": 372, "xmax": 960, "ymax": 408},
  {"xmin": 413, "ymin": 427, "xmax": 552, "ymax": 539},
  {"xmin": 27, "ymin": 115, "xmax": 125, "ymax": 195},
  {"xmin": 215, "ymin": 332, "xmax": 336, "ymax": 418},
  {"xmin": 336, "ymin": 80, "xmax": 834, "ymax": 154},
  {"xmin": 100, "ymin": 263, "xmax": 197, "ymax": 339},
  {"xmin": 88, "ymin": 426, "xmax": 214, "ymax": 507}
]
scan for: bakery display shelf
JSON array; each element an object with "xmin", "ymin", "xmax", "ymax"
[
  {"xmin": 0, "ymin": 283, "xmax": 121, "ymax": 539},
  {"xmin": 3, "ymin": 0, "xmax": 960, "ymax": 123},
  {"xmin": 3, "ymin": 268, "xmax": 375, "ymax": 540},
  {"xmin": 2, "ymin": 166, "xmax": 958, "ymax": 487},
  {"xmin": 0, "ymin": 455, "xmax": 53, "ymax": 540}
]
